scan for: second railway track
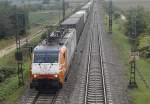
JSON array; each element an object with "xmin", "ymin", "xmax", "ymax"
[
  {"xmin": 26, "ymin": 90, "xmax": 59, "ymax": 104},
  {"xmin": 83, "ymin": 7, "xmax": 108, "ymax": 104}
]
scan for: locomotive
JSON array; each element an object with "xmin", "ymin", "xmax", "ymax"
[{"xmin": 30, "ymin": 0, "xmax": 93, "ymax": 89}]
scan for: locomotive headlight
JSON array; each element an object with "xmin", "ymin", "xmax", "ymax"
[
  {"xmin": 33, "ymin": 74, "xmax": 37, "ymax": 78},
  {"xmin": 54, "ymin": 75, "xmax": 58, "ymax": 78}
]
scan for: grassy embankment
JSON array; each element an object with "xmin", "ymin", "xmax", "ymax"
[
  {"xmin": 0, "ymin": 8, "xmax": 74, "ymax": 50},
  {"xmin": 114, "ymin": 1, "xmax": 150, "ymax": 11},
  {"xmin": 0, "ymin": 34, "xmax": 40, "ymax": 104},
  {"xmin": 0, "ymin": 10, "xmax": 60, "ymax": 50},
  {"xmin": 0, "ymin": 35, "xmax": 41, "ymax": 104},
  {"xmin": 112, "ymin": 18, "xmax": 150, "ymax": 104}
]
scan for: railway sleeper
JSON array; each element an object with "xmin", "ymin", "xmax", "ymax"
[{"xmin": 30, "ymin": 79, "xmax": 62, "ymax": 89}]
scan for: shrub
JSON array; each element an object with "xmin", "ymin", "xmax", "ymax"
[
  {"xmin": 138, "ymin": 36, "xmax": 150, "ymax": 58},
  {"xmin": 0, "ymin": 66, "xmax": 16, "ymax": 82}
]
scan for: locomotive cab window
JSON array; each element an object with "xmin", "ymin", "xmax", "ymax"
[{"xmin": 34, "ymin": 51, "xmax": 59, "ymax": 63}]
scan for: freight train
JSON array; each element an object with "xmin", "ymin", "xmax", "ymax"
[{"xmin": 30, "ymin": 0, "xmax": 93, "ymax": 89}]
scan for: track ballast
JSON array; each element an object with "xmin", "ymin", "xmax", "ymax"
[
  {"xmin": 25, "ymin": 90, "xmax": 59, "ymax": 104},
  {"xmin": 83, "ymin": 4, "xmax": 108, "ymax": 104}
]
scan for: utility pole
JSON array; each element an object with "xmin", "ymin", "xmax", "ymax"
[
  {"xmin": 129, "ymin": 10, "xmax": 138, "ymax": 88},
  {"xmin": 108, "ymin": 0, "xmax": 112, "ymax": 34},
  {"xmin": 62, "ymin": 0, "xmax": 65, "ymax": 21},
  {"xmin": 15, "ymin": 12, "xmax": 24, "ymax": 86}
]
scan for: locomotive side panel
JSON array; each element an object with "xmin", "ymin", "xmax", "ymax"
[
  {"xmin": 65, "ymin": 29, "xmax": 77, "ymax": 66},
  {"xmin": 76, "ymin": 10, "xmax": 88, "ymax": 23},
  {"xmin": 81, "ymin": 5, "xmax": 90, "ymax": 14},
  {"xmin": 76, "ymin": 16, "xmax": 84, "ymax": 41}
]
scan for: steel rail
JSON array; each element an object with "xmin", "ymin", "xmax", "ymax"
[
  {"xmin": 83, "ymin": 1, "xmax": 108, "ymax": 103},
  {"xmin": 97, "ymin": 21, "xmax": 108, "ymax": 104},
  {"xmin": 25, "ymin": 90, "xmax": 59, "ymax": 104},
  {"xmin": 84, "ymin": 25, "xmax": 92, "ymax": 104}
]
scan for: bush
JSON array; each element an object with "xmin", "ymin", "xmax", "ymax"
[
  {"xmin": 124, "ymin": 7, "xmax": 148, "ymax": 37},
  {"xmin": 138, "ymin": 36, "xmax": 150, "ymax": 58},
  {"xmin": 0, "ymin": 66, "xmax": 16, "ymax": 82},
  {"xmin": 41, "ymin": 32, "xmax": 48, "ymax": 40},
  {"xmin": 0, "ymin": 77, "xmax": 19, "ymax": 101},
  {"xmin": 0, "ymin": 1, "xmax": 29, "ymax": 39}
]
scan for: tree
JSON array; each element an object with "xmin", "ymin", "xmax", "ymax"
[
  {"xmin": 0, "ymin": 1, "xmax": 29, "ymax": 39},
  {"xmin": 138, "ymin": 36, "xmax": 150, "ymax": 58},
  {"xmin": 124, "ymin": 6, "xmax": 148, "ymax": 38},
  {"xmin": 0, "ymin": 2, "xmax": 15, "ymax": 38}
]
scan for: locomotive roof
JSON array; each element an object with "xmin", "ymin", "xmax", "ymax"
[
  {"xmin": 34, "ymin": 29, "xmax": 76, "ymax": 53},
  {"xmin": 76, "ymin": 10, "xmax": 86, "ymax": 14},
  {"xmin": 34, "ymin": 45, "xmax": 60, "ymax": 53},
  {"xmin": 61, "ymin": 18, "xmax": 80, "ymax": 25},
  {"xmin": 81, "ymin": 3, "xmax": 90, "ymax": 9},
  {"xmin": 70, "ymin": 12, "xmax": 84, "ymax": 18}
]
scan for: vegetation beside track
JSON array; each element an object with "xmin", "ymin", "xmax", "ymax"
[
  {"xmin": 113, "ymin": 0, "xmax": 150, "ymax": 10},
  {"xmin": 103, "ymin": 1, "xmax": 150, "ymax": 103},
  {"xmin": 112, "ymin": 18, "xmax": 150, "ymax": 104},
  {"xmin": 0, "ymin": 5, "xmax": 75, "ymax": 104},
  {"xmin": 0, "ymin": 35, "xmax": 42, "ymax": 103}
]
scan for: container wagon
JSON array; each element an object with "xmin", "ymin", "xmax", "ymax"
[{"xmin": 60, "ymin": 17, "xmax": 84, "ymax": 43}]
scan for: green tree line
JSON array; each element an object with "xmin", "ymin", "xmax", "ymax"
[
  {"xmin": 124, "ymin": 7, "xmax": 150, "ymax": 58},
  {"xmin": 110, "ymin": 4, "xmax": 150, "ymax": 58},
  {"xmin": 0, "ymin": 1, "xmax": 28, "ymax": 39}
]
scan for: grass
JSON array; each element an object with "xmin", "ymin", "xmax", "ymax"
[
  {"xmin": 129, "ymin": 58, "xmax": 150, "ymax": 104},
  {"xmin": 0, "ymin": 8, "xmax": 74, "ymax": 50},
  {"xmin": 0, "ymin": 37, "xmax": 15, "ymax": 50},
  {"xmin": 112, "ymin": 18, "xmax": 150, "ymax": 104},
  {"xmin": 112, "ymin": 20, "xmax": 131, "ymax": 61},
  {"xmin": 0, "ymin": 33, "xmax": 42, "ymax": 103},
  {"xmin": 0, "ymin": 26, "xmax": 41, "ymax": 50},
  {"xmin": 114, "ymin": 1, "xmax": 150, "ymax": 10},
  {"xmin": 0, "ymin": 7, "xmax": 78, "ymax": 103},
  {"xmin": 29, "ymin": 10, "xmax": 61, "ymax": 28},
  {"xmin": 29, "ymin": 8, "xmax": 75, "ymax": 28},
  {"xmin": 0, "ymin": 63, "xmax": 30, "ymax": 104},
  {"xmin": 0, "ymin": 59, "xmax": 30, "ymax": 101},
  {"xmin": 0, "ymin": 10, "xmax": 60, "ymax": 50}
]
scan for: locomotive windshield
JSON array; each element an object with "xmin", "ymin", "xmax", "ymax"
[{"xmin": 34, "ymin": 51, "xmax": 58, "ymax": 63}]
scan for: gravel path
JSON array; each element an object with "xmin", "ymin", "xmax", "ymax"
[{"xmin": 0, "ymin": 29, "xmax": 46, "ymax": 58}]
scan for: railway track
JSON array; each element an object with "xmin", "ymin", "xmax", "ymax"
[
  {"xmin": 83, "ymin": 6, "xmax": 108, "ymax": 104},
  {"xmin": 25, "ymin": 90, "xmax": 59, "ymax": 104}
]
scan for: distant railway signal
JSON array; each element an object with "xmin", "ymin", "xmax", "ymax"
[
  {"xmin": 24, "ymin": 39, "xmax": 34, "ymax": 59},
  {"xmin": 15, "ymin": 12, "xmax": 27, "ymax": 86},
  {"xmin": 128, "ymin": 10, "xmax": 138, "ymax": 88}
]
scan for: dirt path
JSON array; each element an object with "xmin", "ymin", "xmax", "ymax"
[{"xmin": 0, "ymin": 29, "xmax": 46, "ymax": 58}]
